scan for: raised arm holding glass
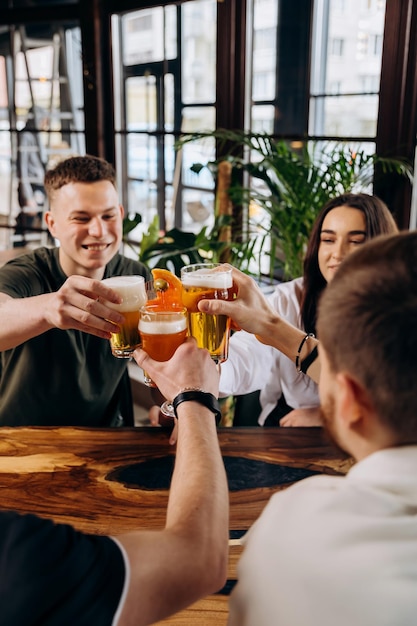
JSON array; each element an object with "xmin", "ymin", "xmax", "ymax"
[{"xmin": 1, "ymin": 338, "xmax": 229, "ymax": 625}]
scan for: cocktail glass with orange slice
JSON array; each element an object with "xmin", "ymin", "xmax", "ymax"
[{"xmin": 140, "ymin": 269, "xmax": 188, "ymax": 418}]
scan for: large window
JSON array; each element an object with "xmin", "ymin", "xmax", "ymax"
[
  {"xmin": 242, "ymin": 0, "xmax": 389, "ymax": 274},
  {"xmin": 112, "ymin": 0, "xmax": 216, "ymax": 242},
  {"xmin": 246, "ymin": 0, "xmax": 386, "ymax": 143},
  {"xmin": 310, "ymin": 0, "xmax": 386, "ymax": 141},
  {"xmin": 0, "ymin": 22, "xmax": 85, "ymax": 247},
  {"xmin": 115, "ymin": 0, "xmax": 390, "ymax": 243}
]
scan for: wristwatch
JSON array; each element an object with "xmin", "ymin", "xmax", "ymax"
[{"xmin": 172, "ymin": 390, "xmax": 222, "ymax": 425}]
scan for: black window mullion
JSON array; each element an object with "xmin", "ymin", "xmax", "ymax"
[
  {"xmin": 375, "ymin": 0, "xmax": 417, "ymax": 228},
  {"xmin": 274, "ymin": 0, "xmax": 313, "ymax": 137},
  {"xmin": 174, "ymin": 3, "xmax": 183, "ymax": 228}
]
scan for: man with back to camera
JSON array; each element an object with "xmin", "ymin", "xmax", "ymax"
[
  {"xmin": 0, "ymin": 154, "xmax": 151, "ymax": 426},
  {"xmin": 1, "ymin": 337, "xmax": 229, "ymax": 625},
  {"xmin": 215, "ymin": 231, "xmax": 417, "ymax": 625}
]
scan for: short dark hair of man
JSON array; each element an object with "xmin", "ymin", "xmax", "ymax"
[
  {"xmin": 44, "ymin": 155, "xmax": 117, "ymax": 204},
  {"xmin": 317, "ymin": 230, "xmax": 417, "ymax": 444}
]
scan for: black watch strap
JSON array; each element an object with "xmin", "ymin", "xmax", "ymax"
[{"xmin": 172, "ymin": 390, "xmax": 222, "ymax": 425}]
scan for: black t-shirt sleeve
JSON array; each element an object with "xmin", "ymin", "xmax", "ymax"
[{"xmin": 0, "ymin": 511, "xmax": 126, "ymax": 626}]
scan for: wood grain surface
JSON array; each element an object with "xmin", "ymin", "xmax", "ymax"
[
  {"xmin": 0, "ymin": 425, "xmax": 352, "ymax": 625},
  {"xmin": 0, "ymin": 426, "xmax": 351, "ymax": 532}
]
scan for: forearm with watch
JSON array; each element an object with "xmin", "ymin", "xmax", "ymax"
[{"xmin": 172, "ymin": 388, "xmax": 222, "ymax": 425}]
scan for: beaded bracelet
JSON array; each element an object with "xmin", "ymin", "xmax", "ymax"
[{"xmin": 295, "ymin": 333, "xmax": 315, "ymax": 372}]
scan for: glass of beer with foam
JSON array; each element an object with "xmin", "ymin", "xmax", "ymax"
[
  {"xmin": 180, "ymin": 263, "xmax": 235, "ymax": 363},
  {"xmin": 102, "ymin": 275, "xmax": 147, "ymax": 358},
  {"xmin": 139, "ymin": 304, "xmax": 188, "ymax": 418},
  {"xmin": 139, "ymin": 305, "xmax": 188, "ymax": 388}
]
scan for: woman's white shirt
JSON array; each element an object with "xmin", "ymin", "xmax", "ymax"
[{"xmin": 219, "ymin": 277, "xmax": 319, "ymax": 425}]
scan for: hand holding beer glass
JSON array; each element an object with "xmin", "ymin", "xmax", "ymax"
[
  {"xmin": 139, "ymin": 305, "xmax": 188, "ymax": 417},
  {"xmin": 181, "ymin": 263, "xmax": 236, "ymax": 363},
  {"xmin": 101, "ymin": 275, "xmax": 147, "ymax": 358}
]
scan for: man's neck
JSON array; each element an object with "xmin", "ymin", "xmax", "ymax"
[
  {"xmin": 348, "ymin": 427, "xmax": 399, "ymax": 462},
  {"xmin": 58, "ymin": 251, "xmax": 106, "ymax": 280}
]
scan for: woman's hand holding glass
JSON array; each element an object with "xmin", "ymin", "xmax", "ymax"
[{"xmin": 196, "ymin": 266, "xmax": 278, "ymax": 338}]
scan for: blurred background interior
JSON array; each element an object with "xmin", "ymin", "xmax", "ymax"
[{"xmin": 0, "ymin": 0, "xmax": 416, "ymax": 254}]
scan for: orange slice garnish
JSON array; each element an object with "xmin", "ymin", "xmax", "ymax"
[{"xmin": 149, "ymin": 268, "xmax": 183, "ymax": 307}]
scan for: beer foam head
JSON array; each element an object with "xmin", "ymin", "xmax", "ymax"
[
  {"xmin": 181, "ymin": 267, "xmax": 233, "ymax": 289},
  {"xmin": 102, "ymin": 275, "xmax": 147, "ymax": 312},
  {"xmin": 139, "ymin": 317, "xmax": 187, "ymax": 334}
]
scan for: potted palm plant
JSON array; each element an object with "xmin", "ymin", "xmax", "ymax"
[
  {"xmin": 130, "ymin": 213, "xmax": 257, "ymax": 275},
  {"xmin": 123, "ymin": 158, "xmax": 258, "ymax": 276},
  {"xmin": 180, "ymin": 131, "xmax": 413, "ymax": 279}
]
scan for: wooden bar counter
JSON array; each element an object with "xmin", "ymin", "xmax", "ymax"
[{"xmin": 0, "ymin": 426, "xmax": 352, "ymax": 624}]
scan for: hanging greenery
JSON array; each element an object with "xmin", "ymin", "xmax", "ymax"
[{"xmin": 180, "ymin": 130, "xmax": 413, "ymax": 279}]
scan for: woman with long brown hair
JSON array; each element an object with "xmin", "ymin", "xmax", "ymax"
[{"xmin": 219, "ymin": 193, "xmax": 398, "ymax": 427}]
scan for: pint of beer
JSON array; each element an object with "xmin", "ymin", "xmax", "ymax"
[
  {"xmin": 102, "ymin": 275, "xmax": 147, "ymax": 358},
  {"xmin": 139, "ymin": 306, "xmax": 188, "ymax": 387},
  {"xmin": 181, "ymin": 263, "xmax": 235, "ymax": 363}
]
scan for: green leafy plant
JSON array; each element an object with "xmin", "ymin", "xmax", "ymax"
[
  {"xmin": 125, "ymin": 213, "xmax": 257, "ymax": 277},
  {"xmin": 122, "ymin": 212, "xmax": 142, "ymax": 238},
  {"xmin": 180, "ymin": 131, "xmax": 413, "ymax": 278}
]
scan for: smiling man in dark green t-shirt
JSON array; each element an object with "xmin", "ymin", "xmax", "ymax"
[{"xmin": 0, "ymin": 155, "xmax": 150, "ymax": 426}]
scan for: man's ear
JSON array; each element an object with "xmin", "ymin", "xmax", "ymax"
[
  {"xmin": 44, "ymin": 211, "xmax": 55, "ymax": 236},
  {"xmin": 119, "ymin": 204, "xmax": 125, "ymax": 219},
  {"xmin": 335, "ymin": 372, "xmax": 371, "ymax": 427}
]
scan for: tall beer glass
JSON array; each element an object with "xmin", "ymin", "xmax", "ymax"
[
  {"xmin": 102, "ymin": 275, "xmax": 147, "ymax": 358},
  {"xmin": 181, "ymin": 263, "xmax": 235, "ymax": 363},
  {"xmin": 139, "ymin": 306, "xmax": 188, "ymax": 387}
]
